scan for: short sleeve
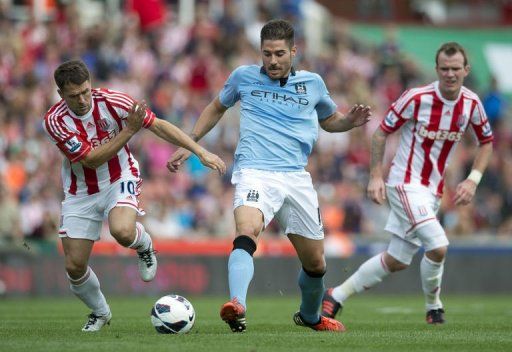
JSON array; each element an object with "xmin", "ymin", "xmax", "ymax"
[
  {"xmin": 218, "ymin": 67, "xmax": 243, "ymax": 108},
  {"xmin": 314, "ymin": 74, "xmax": 337, "ymax": 120},
  {"xmin": 43, "ymin": 116, "xmax": 91, "ymax": 162},
  {"xmin": 380, "ymin": 91, "xmax": 415, "ymax": 133},
  {"xmin": 101, "ymin": 88, "xmax": 155, "ymax": 128},
  {"xmin": 469, "ymin": 98, "xmax": 494, "ymax": 144}
]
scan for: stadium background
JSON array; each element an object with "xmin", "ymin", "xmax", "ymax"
[{"xmin": 0, "ymin": 0, "xmax": 511, "ymax": 296}]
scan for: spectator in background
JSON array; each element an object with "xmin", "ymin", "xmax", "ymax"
[
  {"xmin": 188, "ymin": 2, "xmax": 220, "ymax": 50},
  {"xmin": 217, "ymin": 2, "xmax": 244, "ymax": 55},
  {"xmin": 0, "ymin": 185, "xmax": 22, "ymax": 245},
  {"xmin": 482, "ymin": 75, "xmax": 507, "ymax": 128},
  {"xmin": 125, "ymin": 0, "xmax": 166, "ymax": 33}
]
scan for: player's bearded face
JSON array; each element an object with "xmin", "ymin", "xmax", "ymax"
[
  {"xmin": 261, "ymin": 39, "xmax": 296, "ymax": 80},
  {"xmin": 59, "ymin": 80, "xmax": 93, "ymax": 116},
  {"xmin": 436, "ymin": 52, "xmax": 469, "ymax": 100}
]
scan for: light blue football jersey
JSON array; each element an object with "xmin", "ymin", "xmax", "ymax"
[{"xmin": 219, "ymin": 65, "xmax": 337, "ymax": 171}]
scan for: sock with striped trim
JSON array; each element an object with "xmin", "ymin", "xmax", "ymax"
[
  {"xmin": 128, "ymin": 222, "xmax": 152, "ymax": 252},
  {"xmin": 68, "ymin": 267, "xmax": 110, "ymax": 316}
]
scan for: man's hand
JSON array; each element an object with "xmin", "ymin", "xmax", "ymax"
[
  {"xmin": 367, "ymin": 176, "xmax": 387, "ymax": 205},
  {"xmin": 345, "ymin": 104, "xmax": 372, "ymax": 128},
  {"xmin": 166, "ymin": 147, "xmax": 226, "ymax": 175},
  {"xmin": 453, "ymin": 179, "xmax": 477, "ymax": 206},
  {"xmin": 197, "ymin": 149, "xmax": 226, "ymax": 176},
  {"xmin": 126, "ymin": 101, "xmax": 147, "ymax": 135},
  {"xmin": 167, "ymin": 147, "xmax": 192, "ymax": 173}
]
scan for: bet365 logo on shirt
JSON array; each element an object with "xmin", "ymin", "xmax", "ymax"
[{"xmin": 418, "ymin": 124, "xmax": 462, "ymax": 142}]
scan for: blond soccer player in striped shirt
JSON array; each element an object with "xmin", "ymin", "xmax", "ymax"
[{"xmin": 322, "ymin": 42, "xmax": 493, "ymax": 325}]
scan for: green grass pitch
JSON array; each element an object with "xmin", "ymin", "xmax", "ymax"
[{"xmin": 1, "ymin": 295, "xmax": 511, "ymax": 352}]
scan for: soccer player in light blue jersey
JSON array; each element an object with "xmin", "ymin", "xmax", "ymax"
[{"xmin": 168, "ymin": 19, "xmax": 371, "ymax": 333}]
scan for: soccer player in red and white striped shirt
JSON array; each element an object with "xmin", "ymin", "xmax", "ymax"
[
  {"xmin": 43, "ymin": 60, "xmax": 226, "ymax": 332},
  {"xmin": 322, "ymin": 43, "xmax": 493, "ymax": 325}
]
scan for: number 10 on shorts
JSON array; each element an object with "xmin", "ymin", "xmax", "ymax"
[{"xmin": 120, "ymin": 181, "xmax": 136, "ymax": 195}]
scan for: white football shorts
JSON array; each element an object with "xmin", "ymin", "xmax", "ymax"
[
  {"xmin": 59, "ymin": 177, "xmax": 144, "ymax": 241},
  {"xmin": 232, "ymin": 168, "xmax": 324, "ymax": 240},
  {"xmin": 384, "ymin": 183, "xmax": 449, "ymax": 252}
]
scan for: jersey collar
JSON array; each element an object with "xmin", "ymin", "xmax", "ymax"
[
  {"xmin": 260, "ymin": 66, "xmax": 296, "ymax": 87},
  {"xmin": 67, "ymin": 102, "xmax": 94, "ymax": 120},
  {"xmin": 433, "ymin": 81, "xmax": 462, "ymax": 106}
]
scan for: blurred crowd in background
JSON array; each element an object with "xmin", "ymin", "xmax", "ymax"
[{"xmin": 0, "ymin": 0, "xmax": 511, "ymax": 248}]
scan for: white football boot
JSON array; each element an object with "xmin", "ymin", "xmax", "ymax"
[
  {"xmin": 82, "ymin": 311, "xmax": 112, "ymax": 332},
  {"xmin": 137, "ymin": 246, "xmax": 157, "ymax": 282}
]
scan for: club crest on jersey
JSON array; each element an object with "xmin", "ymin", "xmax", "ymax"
[
  {"xmin": 97, "ymin": 118, "xmax": 111, "ymax": 131},
  {"xmin": 64, "ymin": 136, "xmax": 82, "ymax": 153},
  {"xmin": 457, "ymin": 114, "xmax": 467, "ymax": 128},
  {"xmin": 246, "ymin": 190, "xmax": 259, "ymax": 202},
  {"xmin": 295, "ymin": 82, "xmax": 307, "ymax": 94}
]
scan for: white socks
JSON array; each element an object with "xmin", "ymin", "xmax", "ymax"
[
  {"xmin": 128, "ymin": 222, "xmax": 152, "ymax": 252},
  {"xmin": 68, "ymin": 267, "xmax": 110, "ymax": 316},
  {"xmin": 331, "ymin": 253, "xmax": 390, "ymax": 303},
  {"xmin": 420, "ymin": 255, "xmax": 444, "ymax": 310}
]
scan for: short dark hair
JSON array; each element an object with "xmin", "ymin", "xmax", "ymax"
[
  {"xmin": 435, "ymin": 42, "xmax": 468, "ymax": 66},
  {"xmin": 260, "ymin": 19, "xmax": 294, "ymax": 47},
  {"xmin": 54, "ymin": 60, "xmax": 90, "ymax": 90}
]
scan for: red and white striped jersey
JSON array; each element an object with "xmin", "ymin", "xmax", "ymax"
[
  {"xmin": 43, "ymin": 88, "xmax": 155, "ymax": 197},
  {"xmin": 381, "ymin": 81, "xmax": 493, "ymax": 196}
]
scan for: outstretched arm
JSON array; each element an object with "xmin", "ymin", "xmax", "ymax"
[
  {"xmin": 319, "ymin": 104, "xmax": 372, "ymax": 132},
  {"xmin": 191, "ymin": 97, "xmax": 228, "ymax": 142},
  {"xmin": 149, "ymin": 116, "xmax": 226, "ymax": 176},
  {"xmin": 167, "ymin": 97, "xmax": 228, "ymax": 173},
  {"xmin": 453, "ymin": 141, "xmax": 493, "ymax": 206},
  {"xmin": 81, "ymin": 101, "xmax": 146, "ymax": 169},
  {"xmin": 367, "ymin": 128, "xmax": 390, "ymax": 205}
]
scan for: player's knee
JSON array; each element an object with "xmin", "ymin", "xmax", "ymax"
[
  {"xmin": 302, "ymin": 262, "xmax": 326, "ymax": 277},
  {"xmin": 233, "ymin": 235, "xmax": 257, "ymax": 256},
  {"xmin": 416, "ymin": 221, "xmax": 449, "ymax": 255},
  {"xmin": 426, "ymin": 246, "xmax": 447, "ymax": 263},
  {"xmin": 302, "ymin": 258, "xmax": 326, "ymax": 276},
  {"xmin": 65, "ymin": 260, "xmax": 88, "ymax": 279},
  {"xmin": 384, "ymin": 252, "xmax": 409, "ymax": 272},
  {"xmin": 389, "ymin": 261, "xmax": 408, "ymax": 272},
  {"xmin": 236, "ymin": 223, "xmax": 261, "ymax": 238},
  {"xmin": 110, "ymin": 224, "xmax": 136, "ymax": 246}
]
